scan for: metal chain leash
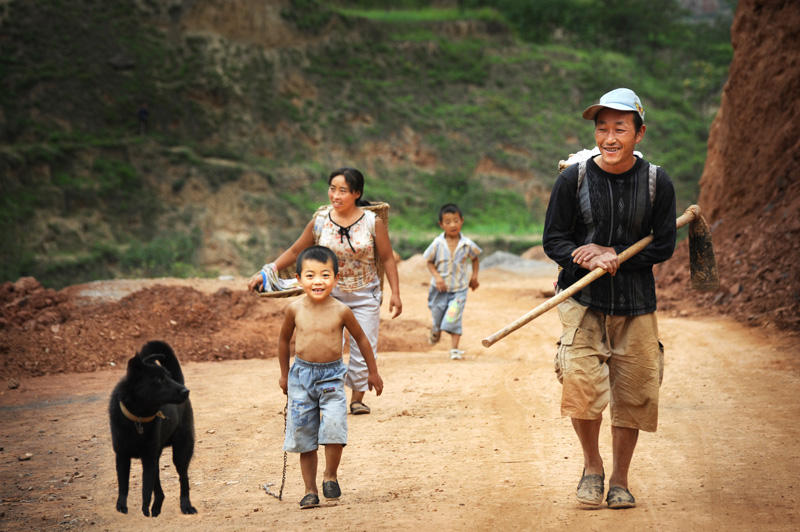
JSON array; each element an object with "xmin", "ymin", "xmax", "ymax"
[{"xmin": 262, "ymin": 399, "xmax": 288, "ymax": 500}]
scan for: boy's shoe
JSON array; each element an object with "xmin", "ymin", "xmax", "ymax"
[
  {"xmin": 428, "ymin": 328, "xmax": 441, "ymax": 345},
  {"xmin": 322, "ymin": 480, "xmax": 341, "ymax": 500},
  {"xmin": 299, "ymin": 493, "xmax": 320, "ymax": 509},
  {"xmin": 350, "ymin": 401, "xmax": 370, "ymax": 415},
  {"xmin": 449, "ymin": 348, "xmax": 464, "ymax": 360}
]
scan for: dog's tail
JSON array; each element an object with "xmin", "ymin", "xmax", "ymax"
[{"xmin": 138, "ymin": 340, "xmax": 186, "ymax": 384}]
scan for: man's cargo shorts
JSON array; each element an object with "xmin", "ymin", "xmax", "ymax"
[{"xmin": 554, "ymin": 296, "xmax": 664, "ymax": 432}]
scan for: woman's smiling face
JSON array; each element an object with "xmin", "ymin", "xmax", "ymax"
[{"xmin": 328, "ymin": 175, "xmax": 361, "ymax": 210}]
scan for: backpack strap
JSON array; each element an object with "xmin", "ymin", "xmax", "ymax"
[
  {"xmin": 312, "ymin": 206, "xmax": 330, "ymax": 244},
  {"xmin": 648, "ymin": 163, "xmax": 658, "ymax": 206},
  {"xmin": 572, "ymin": 160, "xmax": 590, "ymax": 235},
  {"xmin": 363, "ymin": 208, "xmax": 376, "ymax": 237},
  {"xmin": 575, "ymin": 160, "xmax": 587, "ymax": 203}
]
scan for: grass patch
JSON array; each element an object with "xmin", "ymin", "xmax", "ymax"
[
  {"xmin": 28, "ymin": 230, "xmax": 207, "ymax": 290},
  {"xmin": 336, "ymin": 7, "xmax": 503, "ymax": 23}
]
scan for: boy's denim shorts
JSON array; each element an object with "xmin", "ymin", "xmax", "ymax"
[
  {"xmin": 428, "ymin": 287, "xmax": 468, "ymax": 335},
  {"xmin": 283, "ymin": 357, "xmax": 348, "ymax": 453}
]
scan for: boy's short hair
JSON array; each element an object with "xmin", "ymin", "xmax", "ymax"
[
  {"xmin": 296, "ymin": 246, "xmax": 339, "ymax": 275},
  {"xmin": 438, "ymin": 203, "xmax": 463, "ymax": 222}
]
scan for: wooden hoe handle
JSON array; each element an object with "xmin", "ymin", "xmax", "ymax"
[{"xmin": 481, "ymin": 205, "xmax": 701, "ymax": 348}]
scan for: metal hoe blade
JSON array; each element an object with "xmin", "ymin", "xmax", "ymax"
[{"xmin": 688, "ymin": 213, "xmax": 719, "ymax": 291}]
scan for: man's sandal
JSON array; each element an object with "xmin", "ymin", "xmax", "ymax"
[
  {"xmin": 606, "ymin": 486, "xmax": 636, "ymax": 509},
  {"xmin": 350, "ymin": 401, "xmax": 370, "ymax": 415},
  {"xmin": 576, "ymin": 468, "xmax": 605, "ymax": 506}
]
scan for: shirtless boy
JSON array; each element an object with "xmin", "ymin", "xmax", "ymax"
[{"xmin": 278, "ymin": 245, "xmax": 384, "ymax": 509}]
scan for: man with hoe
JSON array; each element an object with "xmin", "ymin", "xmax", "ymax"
[{"xmin": 543, "ymin": 88, "xmax": 677, "ymax": 509}]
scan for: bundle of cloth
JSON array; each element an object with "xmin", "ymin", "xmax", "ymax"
[{"xmin": 258, "ymin": 263, "xmax": 300, "ymax": 293}]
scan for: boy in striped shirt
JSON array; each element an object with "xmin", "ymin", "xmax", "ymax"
[{"xmin": 423, "ymin": 204, "xmax": 482, "ymax": 360}]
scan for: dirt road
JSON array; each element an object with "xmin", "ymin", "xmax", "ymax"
[{"xmin": 2, "ymin": 259, "xmax": 800, "ymax": 531}]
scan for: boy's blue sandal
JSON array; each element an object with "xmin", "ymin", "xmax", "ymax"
[
  {"xmin": 299, "ymin": 493, "xmax": 320, "ymax": 509},
  {"xmin": 350, "ymin": 401, "xmax": 370, "ymax": 415},
  {"xmin": 323, "ymin": 480, "xmax": 341, "ymax": 499},
  {"xmin": 576, "ymin": 469, "xmax": 605, "ymax": 506},
  {"xmin": 606, "ymin": 486, "xmax": 636, "ymax": 509}
]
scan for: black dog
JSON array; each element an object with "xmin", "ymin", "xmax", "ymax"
[{"xmin": 108, "ymin": 340, "xmax": 197, "ymax": 516}]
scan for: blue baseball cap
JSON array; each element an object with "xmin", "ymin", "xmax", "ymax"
[{"xmin": 582, "ymin": 88, "xmax": 645, "ymax": 122}]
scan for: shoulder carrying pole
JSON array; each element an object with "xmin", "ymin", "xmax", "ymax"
[{"xmin": 482, "ymin": 205, "xmax": 717, "ymax": 348}]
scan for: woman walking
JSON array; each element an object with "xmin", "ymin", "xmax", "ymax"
[{"xmin": 247, "ymin": 167, "xmax": 402, "ymax": 415}]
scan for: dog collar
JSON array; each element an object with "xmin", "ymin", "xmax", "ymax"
[{"xmin": 119, "ymin": 401, "xmax": 165, "ymax": 434}]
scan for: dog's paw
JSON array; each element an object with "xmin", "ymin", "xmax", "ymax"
[
  {"xmin": 181, "ymin": 503, "xmax": 198, "ymax": 515},
  {"xmin": 141, "ymin": 506, "xmax": 150, "ymax": 517},
  {"xmin": 116, "ymin": 502, "xmax": 128, "ymax": 514}
]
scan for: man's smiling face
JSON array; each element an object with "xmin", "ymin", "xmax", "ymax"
[{"xmin": 594, "ymin": 108, "xmax": 645, "ymax": 174}]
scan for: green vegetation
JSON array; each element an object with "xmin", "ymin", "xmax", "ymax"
[
  {"xmin": 119, "ymin": 230, "xmax": 205, "ymax": 279},
  {"xmin": 282, "ymin": 0, "xmax": 336, "ymax": 32},
  {"xmin": 0, "ymin": 0, "xmax": 735, "ymax": 286},
  {"xmin": 337, "ymin": 6, "xmax": 502, "ymax": 23},
  {"xmin": 29, "ymin": 231, "xmax": 205, "ymax": 290}
]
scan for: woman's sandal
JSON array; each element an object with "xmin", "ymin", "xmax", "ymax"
[{"xmin": 350, "ymin": 401, "xmax": 371, "ymax": 415}]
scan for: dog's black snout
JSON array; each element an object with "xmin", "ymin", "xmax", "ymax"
[{"xmin": 180, "ymin": 387, "xmax": 190, "ymax": 400}]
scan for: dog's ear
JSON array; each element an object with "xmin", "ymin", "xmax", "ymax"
[{"xmin": 127, "ymin": 355, "xmax": 143, "ymax": 372}]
